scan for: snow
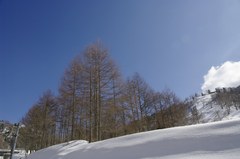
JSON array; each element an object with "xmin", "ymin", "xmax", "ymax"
[
  {"xmin": 13, "ymin": 153, "xmax": 27, "ymax": 159},
  {"xmin": 193, "ymin": 93, "xmax": 240, "ymax": 122},
  {"xmin": 26, "ymin": 118, "xmax": 240, "ymax": 159}
]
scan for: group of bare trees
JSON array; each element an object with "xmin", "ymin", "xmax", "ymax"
[
  {"xmin": 186, "ymin": 87, "xmax": 240, "ymax": 124},
  {"xmin": 212, "ymin": 88, "xmax": 240, "ymax": 113},
  {"xmin": 18, "ymin": 42, "xmax": 188, "ymax": 150},
  {"xmin": 19, "ymin": 91, "xmax": 57, "ymax": 150},
  {"xmin": 0, "ymin": 120, "xmax": 12, "ymax": 149}
]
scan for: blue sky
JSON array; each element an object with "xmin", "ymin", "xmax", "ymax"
[{"xmin": 1, "ymin": 0, "xmax": 240, "ymax": 123}]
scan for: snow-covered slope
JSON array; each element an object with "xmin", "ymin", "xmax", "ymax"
[
  {"xmin": 192, "ymin": 93, "xmax": 240, "ymax": 123},
  {"xmin": 27, "ymin": 119, "xmax": 240, "ymax": 159}
]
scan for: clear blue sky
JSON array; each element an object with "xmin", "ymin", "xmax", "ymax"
[{"xmin": 1, "ymin": 0, "xmax": 240, "ymax": 123}]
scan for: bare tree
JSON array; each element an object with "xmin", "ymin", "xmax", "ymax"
[
  {"xmin": 123, "ymin": 73, "xmax": 155, "ymax": 132},
  {"xmin": 20, "ymin": 90, "xmax": 57, "ymax": 150},
  {"xmin": 83, "ymin": 41, "xmax": 121, "ymax": 141},
  {"xmin": 58, "ymin": 56, "xmax": 85, "ymax": 141}
]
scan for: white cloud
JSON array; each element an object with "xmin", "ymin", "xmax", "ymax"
[{"xmin": 201, "ymin": 61, "xmax": 240, "ymax": 92}]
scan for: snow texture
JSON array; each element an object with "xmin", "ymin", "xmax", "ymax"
[{"xmin": 26, "ymin": 118, "xmax": 240, "ymax": 159}]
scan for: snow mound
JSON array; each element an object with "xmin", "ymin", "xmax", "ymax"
[
  {"xmin": 28, "ymin": 119, "xmax": 240, "ymax": 159},
  {"xmin": 28, "ymin": 140, "xmax": 88, "ymax": 159}
]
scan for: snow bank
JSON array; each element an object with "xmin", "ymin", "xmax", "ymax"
[{"xmin": 28, "ymin": 119, "xmax": 240, "ymax": 159}]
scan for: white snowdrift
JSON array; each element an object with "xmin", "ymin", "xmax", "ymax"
[{"xmin": 28, "ymin": 119, "xmax": 240, "ymax": 159}]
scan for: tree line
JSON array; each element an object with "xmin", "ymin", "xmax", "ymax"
[
  {"xmin": 18, "ymin": 42, "xmax": 189, "ymax": 150},
  {"xmin": 212, "ymin": 87, "xmax": 240, "ymax": 114},
  {"xmin": 187, "ymin": 86, "xmax": 240, "ymax": 124}
]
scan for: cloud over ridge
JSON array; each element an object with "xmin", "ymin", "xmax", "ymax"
[{"xmin": 201, "ymin": 61, "xmax": 240, "ymax": 92}]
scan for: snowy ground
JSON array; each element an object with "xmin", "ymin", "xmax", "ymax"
[{"xmin": 26, "ymin": 118, "xmax": 240, "ymax": 159}]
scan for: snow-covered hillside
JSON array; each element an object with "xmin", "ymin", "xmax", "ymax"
[
  {"xmin": 192, "ymin": 93, "xmax": 240, "ymax": 123},
  {"xmin": 27, "ymin": 118, "xmax": 240, "ymax": 159}
]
